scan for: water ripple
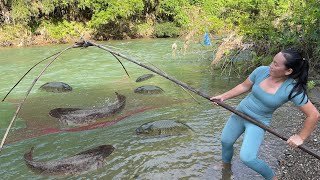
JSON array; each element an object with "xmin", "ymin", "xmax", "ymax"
[{"xmin": 0, "ymin": 39, "xmax": 245, "ymax": 179}]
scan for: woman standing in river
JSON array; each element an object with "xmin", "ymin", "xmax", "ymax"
[{"xmin": 211, "ymin": 48, "xmax": 319, "ymax": 180}]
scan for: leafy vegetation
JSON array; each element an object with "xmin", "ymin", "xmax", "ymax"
[
  {"xmin": 154, "ymin": 22, "xmax": 180, "ymax": 38},
  {"xmin": 0, "ymin": 0, "xmax": 319, "ymax": 72},
  {"xmin": 308, "ymin": 80, "xmax": 316, "ymax": 90}
]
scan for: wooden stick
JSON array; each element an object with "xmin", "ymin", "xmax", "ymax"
[
  {"xmin": 82, "ymin": 39, "xmax": 320, "ymax": 160},
  {"xmin": 2, "ymin": 51, "xmax": 61, "ymax": 102},
  {"xmin": 109, "ymin": 52, "xmax": 130, "ymax": 77},
  {"xmin": 0, "ymin": 45, "xmax": 75, "ymax": 152}
]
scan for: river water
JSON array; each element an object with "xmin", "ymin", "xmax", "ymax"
[{"xmin": 0, "ymin": 39, "xmax": 275, "ymax": 179}]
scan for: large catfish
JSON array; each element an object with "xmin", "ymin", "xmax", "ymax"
[
  {"xmin": 49, "ymin": 92, "xmax": 126, "ymax": 125},
  {"xmin": 24, "ymin": 145, "xmax": 114, "ymax": 175},
  {"xmin": 136, "ymin": 120, "xmax": 194, "ymax": 137}
]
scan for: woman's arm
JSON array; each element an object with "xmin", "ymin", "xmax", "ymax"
[
  {"xmin": 287, "ymin": 101, "xmax": 320, "ymax": 147},
  {"xmin": 210, "ymin": 77, "xmax": 253, "ymax": 102}
]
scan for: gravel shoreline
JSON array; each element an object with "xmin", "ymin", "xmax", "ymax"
[{"xmin": 272, "ymin": 89, "xmax": 320, "ymax": 180}]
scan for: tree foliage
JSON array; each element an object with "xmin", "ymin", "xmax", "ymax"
[{"xmin": 0, "ymin": 0, "xmax": 319, "ymax": 68}]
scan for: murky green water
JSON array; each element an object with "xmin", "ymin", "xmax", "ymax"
[{"xmin": 0, "ymin": 39, "xmax": 244, "ymax": 179}]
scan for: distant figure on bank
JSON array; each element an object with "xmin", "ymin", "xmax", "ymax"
[
  {"xmin": 172, "ymin": 42, "xmax": 177, "ymax": 58},
  {"xmin": 183, "ymin": 40, "xmax": 190, "ymax": 56}
]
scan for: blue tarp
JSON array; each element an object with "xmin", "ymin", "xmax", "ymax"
[{"xmin": 204, "ymin": 32, "xmax": 211, "ymax": 46}]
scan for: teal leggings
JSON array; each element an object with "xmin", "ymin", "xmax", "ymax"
[{"xmin": 221, "ymin": 114, "xmax": 275, "ymax": 180}]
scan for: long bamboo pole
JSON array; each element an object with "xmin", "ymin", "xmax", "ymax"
[{"xmin": 79, "ymin": 39, "xmax": 320, "ymax": 160}]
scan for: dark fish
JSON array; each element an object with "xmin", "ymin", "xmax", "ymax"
[
  {"xmin": 24, "ymin": 145, "xmax": 115, "ymax": 175},
  {"xmin": 49, "ymin": 92, "xmax": 126, "ymax": 125},
  {"xmin": 135, "ymin": 74, "xmax": 155, "ymax": 82},
  {"xmin": 49, "ymin": 108, "xmax": 81, "ymax": 119},
  {"xmin": 136, "ymin": 120, "xmax": 194, "ymax": 136},
  {"xmin": 39, "ymin": 82, "xmax": 72, "ymax": 93},
  {"xmin": 134, "ymin": 85, "xmax": 164, "ymax": 95}
]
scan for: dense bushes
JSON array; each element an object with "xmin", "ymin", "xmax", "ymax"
[
  {"xmin": 0, "ymin": 0, "xmax": 319, "ymax": 69},
  {"xmin": 154, "ymin": 22, "xmax": 180, "ymax": 38}
]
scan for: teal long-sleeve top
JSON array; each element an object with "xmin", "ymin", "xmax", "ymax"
[{"xmin": 236, "ymin": 66, "xmax": 308, "ymax": 125}]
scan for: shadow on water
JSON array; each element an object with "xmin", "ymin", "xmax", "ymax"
[{"xmin": 0, "ymin": 39, "xmax": 263, "ymax": 179}]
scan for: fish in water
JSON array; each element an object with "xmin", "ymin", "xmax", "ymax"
[
  {"xmin": 136, "ymin": 120, "xmax": 194, "ymax": 136},
  {"xmin": 39, "ymin": 82, "xmax": 72, "ymax": 93},
  {"xmin": 135, "ymin": 74, "xmax": 155, "ymax": 82},
  {"xmin": 49, "ymin": 92, "xmax": 126, "ymax": 125},
  {"xmin": 134, "ymin": 85, "xmax": 164, "ymax": 95},
  {"xmin": 24, "ymin": 145, "xmax": 115, "ymax": 175}
]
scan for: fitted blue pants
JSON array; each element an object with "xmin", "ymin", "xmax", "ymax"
[{"xmin": 221, "ymin": 114, "xmax": 275, "ymax": 180}]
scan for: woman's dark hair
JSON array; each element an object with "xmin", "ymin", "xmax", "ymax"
[{"xmin": 282, "ymin": 48, "xmax": 309, "ymax": 104}]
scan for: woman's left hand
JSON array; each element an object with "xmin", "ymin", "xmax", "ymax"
[{"xmin": 287, "ymin": 134, "xmax": 304, "ymax": 148}]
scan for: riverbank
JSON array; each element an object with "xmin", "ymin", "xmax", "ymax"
[
  {"xmin": 273, "ymin": 89, "xmax": 320, "ymax": 179},
  {"xmin": 0, "ymin": 32, "xmax": 91, "ymax": 47}
]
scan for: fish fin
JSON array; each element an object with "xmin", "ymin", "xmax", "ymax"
[
  {"xmin": 24, "ymin": 147, "xmax": 35, "ymax": 161},
  {"xmin": 115, "ymin": 92, "xmax": 126, "ymax": 102}
]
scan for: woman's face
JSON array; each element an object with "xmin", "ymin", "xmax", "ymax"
[{"xmin": 269, "ymin": 52, "xmax": 293, "ymax": 78}]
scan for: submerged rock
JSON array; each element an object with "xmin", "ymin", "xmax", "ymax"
[
  {"xmin": 39, "ymin": 82, "xmax": 72, "ymax": 93},
  {"xmin": 136, "ymin": 120, "xmax": 194, "ymax": 136},
  {"xmin": 135, "ymin": 74, "xmax": 155, "ymax": 82},
  {"xmin": 24, "ymin": 145, "xmax": 114, "ymax": 175},
  {"xmin": 134, "ymin": 85, "xmax": 164, "ymax": 94}
]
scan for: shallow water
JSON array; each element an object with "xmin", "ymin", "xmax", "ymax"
[{"xmin": 0, "ymin": 38, "xmax": 261, "ymax": 179}]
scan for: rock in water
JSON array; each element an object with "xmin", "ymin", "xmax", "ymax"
[
  {"xmin": 135, "ymin": 74, "xmax": 155, "ymax": 82},
  {"xmin": 24, "ymin": 145, "xmax": 114, "ymax": 175},
  {"xmin": 134, "ymin": 85, "xmax": 164, "ymax": 94},
  {"xmin": 136, "ymin": 120, "xmax": 194, "ymax": 136},
  {"xmin": 39, "ymin": 82, "xmax": 72, "ymax": 93}
]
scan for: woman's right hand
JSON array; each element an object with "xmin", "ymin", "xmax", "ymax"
[{"xmin": 210, "ymin": 95, "xmax": 225, "ymax": 105}]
